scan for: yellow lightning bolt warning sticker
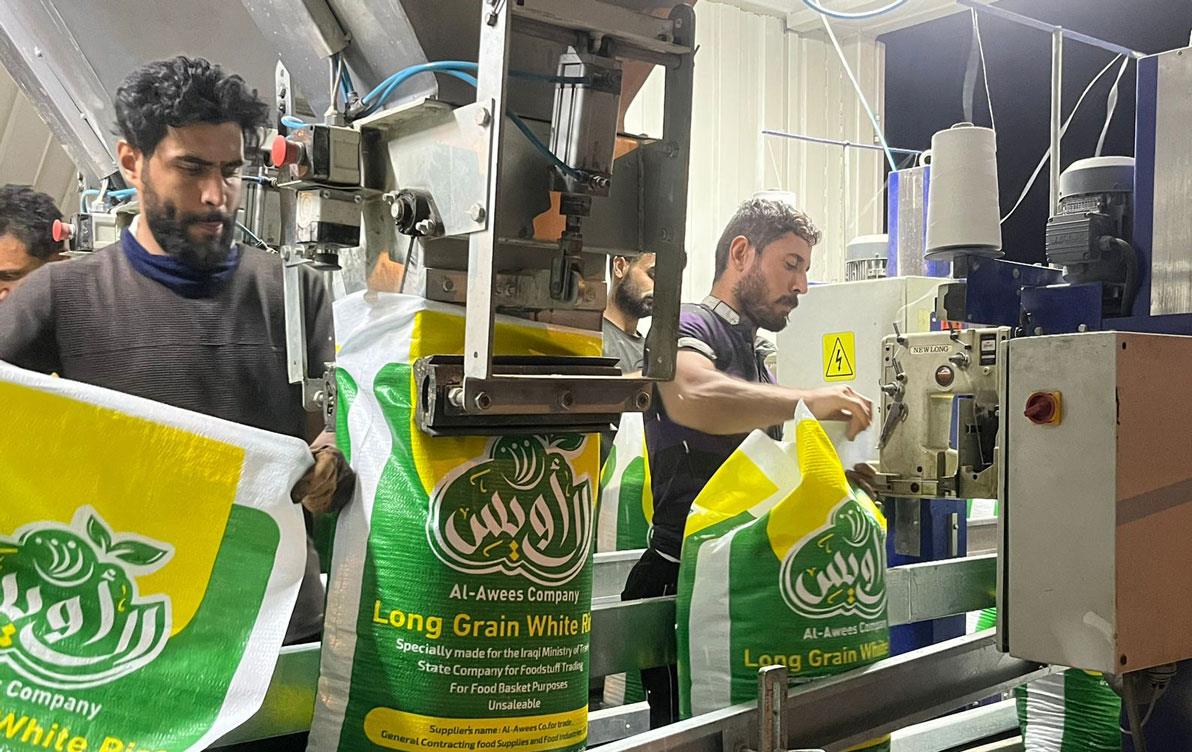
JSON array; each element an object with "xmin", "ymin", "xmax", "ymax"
[{"xmin": 822, "ymin": 332, "xmax": 856, "ymax": 382}]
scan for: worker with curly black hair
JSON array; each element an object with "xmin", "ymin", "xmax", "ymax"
[
  {"xmin": 0, "ymin": 184, "xmax": 64, "ymax": 301},
  {"xmin": 0, "ymin": 56, "xmax": 351, "ymax": 648}
]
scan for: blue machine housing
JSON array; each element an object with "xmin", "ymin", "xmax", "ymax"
[
  {"xmin": 963, "ymin": 258, "xmax": 1064, "ymax": 329},
  {"xmin": 957, "ymin": 50, "xmax": 1192, "ymax": 339}
]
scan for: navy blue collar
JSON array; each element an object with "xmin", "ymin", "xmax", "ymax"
[{"xmin": 121, "ymin": 228, "xmax": 240, "ymax": 299}]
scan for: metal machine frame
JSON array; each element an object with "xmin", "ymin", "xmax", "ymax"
[
  {"xmin": 215, "ymin": 553, "xmax": 1036, "ymax": 751},
  {"xmin": 266, "ymin": 0, "xmax": 697, "ymax": 435},
  {"xmin": 447, "ymin": 0, "xmax": 694, "ymax": 432}
]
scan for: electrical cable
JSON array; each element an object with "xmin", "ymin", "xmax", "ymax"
[
  {"xmin": 82, "ymin": 187, "xmax": 136, "ymax": 212},
  {"xmin": 801, "ymin": 0, "xmax": 909, "ymax": 20},
  {"xmin": 820, "ymin": 15, "xmax": 898, "ymax": 171},
  {"xmin": 359, "ymin": 61, "xmax": 589, "ymax": 117},
  {"xmin": 281, "ymin": 115, "xmax": 310, "ymax": 130},
  {"xmin": 360, "ymin": 60, "xmax": 479, "ymax": 108},
  {"xmin": 355, "ymin": 63, "xmax": 583, "ymax": 179},
  {"xmin": 367, "ymin": 68, "xmax": 480, "ymax": 118},
  {"xmin": 329, "ymin": 53, "xmax": 340, "ymax": 111},
  {"xmin": 236, "ymin": 221, "xmax": 272, "ymax": 251},
  {"xmin": 1000, "ymin": 54, "xmax": 1125, "ymax": 224},
  {"xmin": 506, "ymin": 113, "xmax": 583, "ymax": 180},
  {"xmin": 1096, "ymin": 56, "xmax": 1131, "ymax": 156},
  {"xmin": 974, "ymin": 11, "xmax": 996, "ymax": 133}
]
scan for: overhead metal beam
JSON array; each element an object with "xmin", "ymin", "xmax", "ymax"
[
  {"xmin": 955, "ymin": 0, "xmax": 1146, "ymax": 60},
  {"xmin": 0, "ymin": 2, "xmax": 117, "ymax": 179}
]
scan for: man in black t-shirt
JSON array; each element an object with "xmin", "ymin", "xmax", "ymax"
[{"xmin": 624, "ymin": 197, "xmax": 874, "ymax": 727}]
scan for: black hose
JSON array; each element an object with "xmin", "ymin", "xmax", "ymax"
[{"xmin": 1101, "ymin": 236, "xmax": 1140, "ymax": 317}]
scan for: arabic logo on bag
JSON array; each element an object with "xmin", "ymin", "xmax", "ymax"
[
  {"xmin": 779, "ymin": 499, "xmax": 886, "ymax": 620},
  {"xmin": 0, "ymin": 506, "xmax": 173, "ymax": 689},
  {"xmin": 428, "ymin": 435, "xmax": 593, "ymax": 587}
]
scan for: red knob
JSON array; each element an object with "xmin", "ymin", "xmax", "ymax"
[
  {"xmin": 1024, "ymin": 391, "xmax": 1062, "ymax": 425},
  {"xmin": 270, "ymin": 135, "xmax": 302, "ymax": 168},
  {"xmin": 52, "ymin": 219, "xmax": 72, "ymax": 243}
]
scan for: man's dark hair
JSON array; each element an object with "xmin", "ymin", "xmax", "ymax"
[
  {"xmin": 609, "ymin": 254, "xmax": 637, "ymax": 276},
  {"xmin": 0, "ymin": 185, "xmax": 63, "ymax": 260},
  {"xmin": 114, "ymin": 56, "xmax": 269, "ymax": 156},
  {"xmin": 713, "ymin": 198, "xmax": 822, "ymax": 280}
]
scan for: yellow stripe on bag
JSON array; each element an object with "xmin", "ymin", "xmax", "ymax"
[
  {"xmin": 411, "ymin": 310, "xmax": 601, "ymax": 362},
  {"xmin": 363, "ymin": 706, "xmax": 587, "ymax": 751},
  {"xmin": 765, "ymin": 418, "xmax": 854, "ymax": 562},
  {"xmin": 684, "ymin": 455, "xmax": 779, "ymax": 539},
  {"xmin": 408, "ymin": 309, "xmax": 601, "ymax": 495},
  {"xmin": 0, "ymin": 381, "xmax": 242, "ymax": 635},
  {"xmin": 641, "ymin": 429, "xmax": 654, "ymax": 526}
]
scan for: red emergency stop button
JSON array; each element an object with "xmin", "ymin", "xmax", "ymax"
[
  {"xmin": 52, "ymin": 219, "xmax": 72, "ymax": 242},
  {"xmin": 270, "ymin": 135, "xmax": 302, "ymax": 168},
  {"xmin": 1025, "ymin": 391, "xmax": 1062, "ymax": 425}
]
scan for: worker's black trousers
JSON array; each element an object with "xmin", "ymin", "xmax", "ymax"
[{"xmin": 621, "ymin": 546, "xmax": 681, "ymax": 729}]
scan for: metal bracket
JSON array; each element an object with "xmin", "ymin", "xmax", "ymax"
[
  {"xmin": 281, "ymin": 243, "xmax": 336, "ymax": 428},
  {"xmin": 893, "ymin": 498, "xmax": 923, "ymax": 557},
  {"xmin": 415, "ymin": 355, "xmax": 651, "ymax": 436},
  {"xmin": 276, "ymin": 61, "xmax": 294, "ymax": 130},
  {"xmin": 748, "ymin": 666, "xmax": 825, "ymax": 752},
  {"xmin": 316, "ymin": 363, "xmax": 337, "ymax": 432},
  {"xmin": 297, "ymin": 364, "xmax": 337, "ymax": 428},
  {"xmin": 422, "ymin": 267, "xmax": 606, "ymax": 311}
]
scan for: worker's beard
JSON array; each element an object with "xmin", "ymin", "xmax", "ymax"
[
  {"xmin": 141, "ymin": 181, "xmax": 236, "ymax": 271},
  {"xmin": 614, "ymin": 274, "xmax": 654, "ymax": 320},
  {"xmin": 736, "ymin": 262, "xmax": 798, "ymax": 331}
]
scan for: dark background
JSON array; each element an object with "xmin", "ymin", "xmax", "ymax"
[{"xmin": 880, "ymin": 0, "xmax": 1192, "ymax": 264}]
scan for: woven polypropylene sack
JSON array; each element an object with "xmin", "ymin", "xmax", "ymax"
[
  {"xmin": 309, "ymin": 293, "xmax": 600, "ymax": 752},
  {"xmin": 0, "ymin": 362, "xmax": 310, "ymax": 751},
  {"xmin": 596, "ymin": 411, "xmax": 652, "ymax": 706},
  {"xmin": 676, "ymin": 403, "xmax": 890, "ymax": 750}
]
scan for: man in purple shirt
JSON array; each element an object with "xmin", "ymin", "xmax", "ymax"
[{"xmin": 624, "ymin": 197, "xmax": 873, "ymax": 727}]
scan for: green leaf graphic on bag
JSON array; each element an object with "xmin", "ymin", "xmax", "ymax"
[
  {"xmin": 0, "ymin": 509, "xmax": 172, "ymax": 690},
  {"xmin": 1, "ymin": 364, "xmax": 312, "ymax": 752}
]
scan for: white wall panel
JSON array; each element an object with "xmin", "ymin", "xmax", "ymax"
[{"xmin": 625, "ymin": 0, "xmax": 887, "ymax": 300}]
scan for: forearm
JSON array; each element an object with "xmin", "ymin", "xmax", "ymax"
[{"xmin": 659, "ymin": 368, "xmax": 804, "ymax": 435}]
